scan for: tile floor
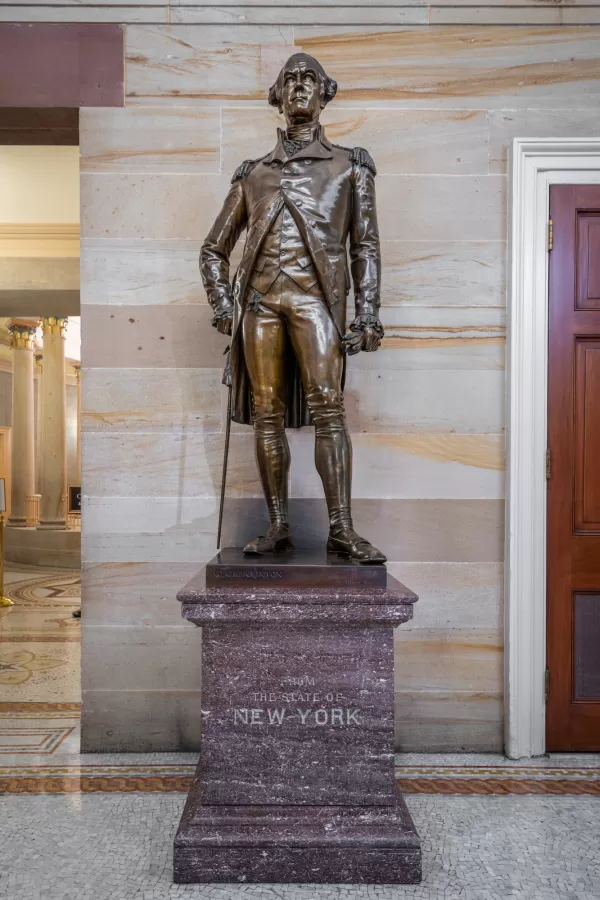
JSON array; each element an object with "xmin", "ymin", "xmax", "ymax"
[
  {"xmin": 1, "ymin": 565, "xmax": 600, "ymax": 897},
  {"xmin": 2, "ymin": 792, "xmax": 600, "ymax": 899}
]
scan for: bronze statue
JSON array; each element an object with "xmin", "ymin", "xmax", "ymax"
[{"xmin": 201, "ymin": 53, "xmax": 386, "ymax": 563}]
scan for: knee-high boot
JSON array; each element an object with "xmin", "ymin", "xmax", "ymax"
[{"xmin": 243, "ymin": 415, "xmax": 293, "ymax": 554}]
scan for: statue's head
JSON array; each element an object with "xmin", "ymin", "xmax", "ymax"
[{"xmin": 268, "ymin": 53, "xmax": 337, "ymax": 125}]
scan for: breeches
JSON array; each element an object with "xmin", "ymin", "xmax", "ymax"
[
  {"xmin": 242, "ymin": 271, "xmax": 345, "ymax": 431},
  {"xmin": 242, "ymin": 271, "xmax": 352, "ymax": 529}
]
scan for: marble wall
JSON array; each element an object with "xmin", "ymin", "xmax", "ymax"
[{"xmin": 68, "ymin": 16, "xmax": 600, "ymax": 751}]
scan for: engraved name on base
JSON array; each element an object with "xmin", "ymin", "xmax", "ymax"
[{"xmin": 231, "ymin": 676, "xmax": 361, "ymax": 727}]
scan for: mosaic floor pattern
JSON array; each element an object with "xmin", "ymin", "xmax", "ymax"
[
  {"xmin": 2, "ymin": 792, "xmax": 599, "ymax": 899},
  {"xmin": 0, "ymin": 565, "xmax": 81, "ymax": 707}
]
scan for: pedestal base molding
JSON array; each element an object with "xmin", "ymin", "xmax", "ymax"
[{"xmin": 175, "ymin": 790, "xmax": 421, "ymax": 884}]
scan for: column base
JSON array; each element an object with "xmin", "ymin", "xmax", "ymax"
[
  {"xmin": 174, "ymin": 788, "xmax": 421, "ymax": 885},
  {"xmin": 7, "ymin": 516, "xmax": 27, "ymax": 528},
  {"xmin": 36, "ymin": 520, "xmax": 67, "ymax": 530}
]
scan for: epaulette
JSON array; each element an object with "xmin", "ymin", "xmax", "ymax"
[
  {"xmin": 331, "ymin": 144, "xmax": 377, "ymax": 176},
  {"xmin": 230, "ymin": 156, "xmax": 266, "ymax": 184},
  {"xmin": 350, "ymin": 146, "xmax": 377, "ymax": 176}
]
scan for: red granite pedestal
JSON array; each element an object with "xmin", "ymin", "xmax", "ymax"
[{"xmin": 174, "ymin": 562, "xmax": 421, "ymax": 884}]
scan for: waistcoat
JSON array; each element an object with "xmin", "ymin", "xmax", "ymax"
[{"xmin": 249, "ymin": 204, "xmax": 320, "ymax": 295}]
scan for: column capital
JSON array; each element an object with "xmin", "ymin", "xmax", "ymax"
[
  {"xmin": 41, "ymin": 316, "xmax": 68, "ymax": 338},
  {"xmin": 8, "ymin": 320, "xmax": 39, "ymax": 350}
]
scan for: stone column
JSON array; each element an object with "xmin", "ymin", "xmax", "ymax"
[
  {"xmin": 37, "ymin": 317, "xmax": 68, "ymax": 530},
  {"xmin": 35, "ymin": 352, "xmax": 43, "ymax": 496},
  {"xmin": 72, "ymin": 362, "xmax": 81, "ymax": 485},
  {"xmin": 7, "ymin": 321, "xmax": 38, "ymax": 527}
]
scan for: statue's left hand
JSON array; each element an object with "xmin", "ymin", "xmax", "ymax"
[{"xmin": 342, "ymin": 317, "xmax": 384, "ymax": 355}]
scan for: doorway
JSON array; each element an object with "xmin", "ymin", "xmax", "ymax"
[
  {"xmin": 507, "ymin": 139, "xmax": 600, "ymax": 759},
  {"xmin": 546, "ymin": 184, "xmax": 600, "ymax": 751}
]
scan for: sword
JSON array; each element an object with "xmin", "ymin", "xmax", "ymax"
[{"xmin": 217, "ymin": 347, "xmax": 232, "ymax": 550}]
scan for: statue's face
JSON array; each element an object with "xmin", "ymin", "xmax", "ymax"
[{"xmin": 281, "ymin": 59, "xmax": 322, "ymax": 124}]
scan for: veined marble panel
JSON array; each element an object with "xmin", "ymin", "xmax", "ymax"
[
  {"xmin": 294, "ymin": 26, "xmax": 600, "ymax": 109},
  {"xmin": 380, "ymin": 241, "xmax": 506, "ymax": 307},
  {"xmin": 82, "ymin": 367, "xmax": 223, "ymax": 432},
  {"xmin": 82, "ymin": 561, "xmax": 200, "ymax": 627},
  {"xmin": 343, "ymin": 368, "xmax": 505, "ymax": 433},
  {"xmin": 80, "ymin": 107, "xmax": 220, "ymax": 173},
  {"xmin": 351, "ymin": 305, "xmax": 506, "ymax": 373},
  {"xmin": 377, "ymin": 176, "xmax": 506, "ymax": 242},
  {"xmin": 82, "ymin": 496, "xmax": 218, "ymax": 563},
  {"xmin": 222, "ymin": 106, "xmax": 490, "ymax": 175},
  {"xmin": 81, "ymin": 238, "xmax": 506, "ymax": 309},
  {"xmin": 82, "ymin": 431, "xmax": 260, "ymax": 498},
  {"xmin": 125, "ymin": 25, "xmax": 294, "ymax": 104},
  {"xmin": 394, "ymin": 628, "xmax": 503, "ymax": 694},
  {"xmin": 80, "ymin": 173, "xmax": 230, "ymax": 240},
  {"xmin": 81, "ymin": 689, "xmax": 202, "ymax": 752},
  {"xmin": 289, "ymin": 432, "xmax": 504, "ymax": 499},
  {"xmin": 82, "ymin": 625, "xmax": 201, "ymax": 691},
  {"xmin": 221, "ymin": 498, "xmax": 504, "ymax": 561},
  {"xmin": 81, "ymin": 240, "xmax": 201, "ymax": 307},
  {"xmin": 82, "ymin": 306, "xmax": 226, "ymax": 369},
  {"xmin": 487, "ymin": 107, "xmax": 600, "ymax": 174},
  {"xmin": 81, "ymin": 496, "xmax": 504, "ymax": 564},
  {"xmin": 428, "ymin": 7, "xmax": 563, "ymax": 25},
  {"xmin": 0, "ymin": 6, "xmax": 169, "ymax": 22},
  {"xmin": 80, "ymin": 171, "xmax": 503, "ymax": 242},
  {"xmin": 387, "ymin": 562, "xmax": 503, "ymax": 630},
  {"xmin": 171, "ymin": 7, "xmax": 428, "ymax": 25},
  {"xmin": 394, "ymin": 690, "xmax": 503, "ymax": 752}
]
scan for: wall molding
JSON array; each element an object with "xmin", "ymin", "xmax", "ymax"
[
  {"xmin": 0, "ymin": 223, "xmax": 79, "ymax": 258},
  {"xmin": 506, "ymin": 138, "xmax": 600, "ymax": 759}
]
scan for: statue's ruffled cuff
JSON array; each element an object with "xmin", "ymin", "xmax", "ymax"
[
  {"xmin": 209, "ymin": 290, "xmax": 234, "ymax": 328},
  {"xmin": 349, "ymin": 313, "xmax": 385, "ymax": 338}
]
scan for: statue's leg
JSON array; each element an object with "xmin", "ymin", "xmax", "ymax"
[
  {"xmin": 283, "ymin": 277, "xmax": 386, "ymax": 563},
  {"xmin": 241, "ymin": 286, "xmax": 292, "ymax": 554}
]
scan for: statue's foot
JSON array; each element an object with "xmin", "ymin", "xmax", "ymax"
[
  {"xmin": 327, "ymin": 528, "xmax": 386, "ymax": 564},
  {"xmin": 243, "ymin": 524, "xmax": 294, "ymax": 555}
]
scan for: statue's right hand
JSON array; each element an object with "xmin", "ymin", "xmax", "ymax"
[{"xmin": 216, "ymin": 315, "xmax": 233, "ymax": 336}]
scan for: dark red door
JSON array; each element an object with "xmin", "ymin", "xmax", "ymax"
[{"xmin": 547, "ymin": 184, "xmax": 600, "ymax": 751}]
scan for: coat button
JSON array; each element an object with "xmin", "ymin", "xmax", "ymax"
[
  {"xmin": 309, "ymin": 219, "xmax": 316, "ymax": 227},
  {"xmin": 296, "ymin": 199, "xmax": 303, "ymax": 207},
  {"xmin": 333, "ymin": 289, "xmax": 340, "ymax": 297}
]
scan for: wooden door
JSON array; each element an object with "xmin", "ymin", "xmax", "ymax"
[{"xmin": 547, "ymin": 184, "xmax": 600, "ymax": 751}]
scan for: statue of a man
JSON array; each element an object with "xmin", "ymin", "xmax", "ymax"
[{"xmin": 201, "ymin": 53, "xmax": 386, "ymax": 563}]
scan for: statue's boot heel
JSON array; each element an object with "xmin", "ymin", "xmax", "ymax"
[
  {"xmin": 327, "ymin": 531, "xmax": 387, "ymax": 565},
  {"xmin": 243, "ymin": 528, "xmax": 294, "ymax": 555}
]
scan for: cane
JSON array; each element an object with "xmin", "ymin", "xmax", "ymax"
[{"xmin": 216, "ymin": 348, "xmax": 232, "ymax": 550}]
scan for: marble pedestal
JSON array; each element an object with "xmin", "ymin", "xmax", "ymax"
[{"xmin": 174, "ymin": 567, "xmax": 421, "ymax": 884}]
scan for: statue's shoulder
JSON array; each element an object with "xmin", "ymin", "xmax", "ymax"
[
  {"xmin": 331, "ymin": 143, "xmax": 377, "ymax": 176},
  {"xmin": 230, "ymin": 155, "xmax": 269, "ymax": 184}
]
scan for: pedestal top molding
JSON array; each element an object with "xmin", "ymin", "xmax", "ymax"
[{"xmin": 178, "ymin": 570, "xmax": 418, "ymax": 626}]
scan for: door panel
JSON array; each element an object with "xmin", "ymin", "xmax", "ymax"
[
  {"xmin": 574, "ymin": 339, "xmax": 600, "ymax": 531},
  {"xmin": 547, "ymin": 184, "xmax": 600, "ymax": 751}
]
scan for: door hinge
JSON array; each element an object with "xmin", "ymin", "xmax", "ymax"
[
  {"xmin": 546, "ymin": 448, "xmax": 552, "ymax": 481},
  {"xmin": 545, "ymin": 669, "xmax": 550, "ymax": 703},
  {"xmin": 548, "ymin": 218, "xmax": 553, "ymax": 251}
]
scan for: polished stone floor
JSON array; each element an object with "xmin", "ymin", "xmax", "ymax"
[{"xmin": 2, "ymin": 792, "xmax": 599, "ymax": 899}]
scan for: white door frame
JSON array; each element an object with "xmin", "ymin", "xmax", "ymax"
[{"xmin": 506, "ymin": 138, "xmax": 600, "ymax": 759}]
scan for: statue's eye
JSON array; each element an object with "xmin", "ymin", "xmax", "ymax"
[{"xmin": 303, "ymin": 73, "xmax": 315, "ymax": 83}]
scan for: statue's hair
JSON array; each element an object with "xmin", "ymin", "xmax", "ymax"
[{"xmin": 268, "ymin": 53, "xmax": 337, "ymax": 111}]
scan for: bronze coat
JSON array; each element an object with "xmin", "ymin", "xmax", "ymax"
[{"xmin": 200, "ymin": 126, "xmax": 381, "ymax": 426}]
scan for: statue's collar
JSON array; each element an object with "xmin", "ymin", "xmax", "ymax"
[{"xmin": 263, "ymin": 122, "xmax": 334, "ymax": 166}]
